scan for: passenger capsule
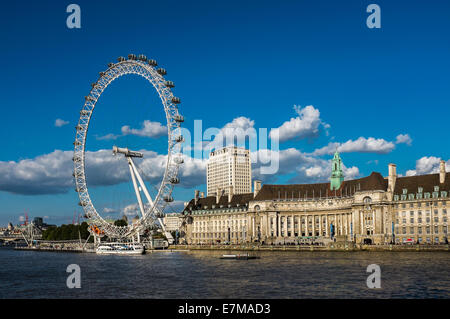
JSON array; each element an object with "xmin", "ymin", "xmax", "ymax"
[
  {"xmin": 85, "ymin": 96, "xmax": 95, "ymax": 102},
  {"xmin": 138, "ymin": 54, "xmax": 147, "ymax": 61},
  {"xmin": 171, "ymin": 97, "xmax": 181, "ymax": 104},
  {"xmin": 174, "ymin": 135, "xmax": 184, "ymax": 143},
  {"xmin": 148, "ymin": 59, "xmax": 157, "ymax": 66},
  {"xmin": 78, "ymin": 201, "xmax": 87, "ymax": 206},
  {"xmin": 91, "ymin": 83, "xmax": 97, "ymax": 88},
  {"xmin": 117, "ymin": 56, "xmax": 126, "ymax": 62},
  {"xmin": 80, "ymin": 110, "xmax": 90, "ymax": 115},
  {"xmin": 165, "ymin": 81, "xmax": 175, "ymax": 88},
  {"xmin": 128, "ymin": 54, "xmax": 137, "ymax": 60},
  {"xmin": 108, "ymin": 63, "xmax": 114, "ymax": 68},
  {"xmin": 157, "ymin": 68, "xmax": 167, "ymax": 76},
  {"xmin": 174, "ymin": 157, "xmax": 184, "ymax": 164},
  {"xmin": 99, "ymin": 72, "xmax": 105, "ymax": 77},
  {"xmin": 163, "ymin": 195, "xmax": 174, "ymax": 203},
  {"xmin": 173, "ymin": 115, "xmax": 184, "ymax": 123},
  {"xmin": 169, "ymin": 177, "xmax": 180, "ymax": 184}
]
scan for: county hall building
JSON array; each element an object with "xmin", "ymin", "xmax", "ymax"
[{"xmin": 183, "ymin": 150, "xmax": 449, "ymax": 245}]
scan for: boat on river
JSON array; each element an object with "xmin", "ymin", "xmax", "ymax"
[
  {"xmin": 220, "ymin": 253, "xmax": 260, "ymax": 260},
  {"xmin": 96, "ymin": 243, "xmax": 145, "ymax": 255}
]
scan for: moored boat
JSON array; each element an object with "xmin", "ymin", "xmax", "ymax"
[
  {"xmin": 220, "ymin": 253, "xmax": 260, "ymax": 260},
  {"xmin": 96, "ymin": 243, "xmax": 145, "ymax": 255}
]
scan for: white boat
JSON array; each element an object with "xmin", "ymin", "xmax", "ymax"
[
  {"xmin": 220, "ymin": 253, "xmax": 260, "ymax": 260},
  {"xmin": 96, "ymin": 243, "xmax": 145, "ymax": 255}
]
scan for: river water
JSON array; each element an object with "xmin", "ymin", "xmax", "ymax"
[{"xmin": 0, "ymin": 248, "xmax": 448, "ymax": 298}]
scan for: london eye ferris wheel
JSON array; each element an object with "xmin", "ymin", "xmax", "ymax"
[{"xmin": 73, "ymin": 54, "xmax": 184, "ymax": 240}]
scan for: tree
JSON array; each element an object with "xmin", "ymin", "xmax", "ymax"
[{"xmin": 114, "ymin": 219, "xmax": 128, "ymax": 227}]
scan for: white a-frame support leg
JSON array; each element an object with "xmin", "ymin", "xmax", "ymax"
[{"xmin": 126, "ymin": 156, "xmax": 155, "ymax": 219}]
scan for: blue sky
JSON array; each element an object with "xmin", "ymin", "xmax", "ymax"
[{"xmin": 0, "ymin": 0, "xmax": 449, "ymax": 225}]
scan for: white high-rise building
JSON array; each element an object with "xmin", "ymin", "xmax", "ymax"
[{"xmin": 207, "ymin": 146, "xmax": 252, "ymax": 196}]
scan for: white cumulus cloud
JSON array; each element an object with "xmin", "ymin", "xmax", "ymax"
[
  {"xmin": 55, "ymin": 119, "xmax": 69, "ymax": 127},
  {"xmin": 121, "ymin": 120, "xmax": 167, "ymax": 138},
  {"xmin": 313, "ymin": 137, "xmax": 396, "ymax": 156},
  {"xmin": 0, "ymin": 149, "xmax": 206, "ymax": 195},
  {"xmin": 405, "ymin": 156, "xmax": 450, "ymax": 176},
  {"xmin": 395, "ymin": 134, "xmax": 412, "ymax": 146},
  {"xmin": 269, "ymin": 105, "xmax": 329, "ymax": 142}
]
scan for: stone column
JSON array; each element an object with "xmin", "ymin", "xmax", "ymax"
[
  {"xmin": 319, "ymin": 215, "xmax": 322, "ymax": 237},
  {"xmin": 360, "ymin": 211, "xmax": 364, "ymax": 237},
  {"xmin": 291, "ymin": 215, "xmax": 295, "ymax": 237},
  {"xmin": 298, "ymin": 215, "xmax": 302, "ymax": 235},
  {"xmin": 304, "ymin": 216, "xmax": 308, "ymax": 236}
]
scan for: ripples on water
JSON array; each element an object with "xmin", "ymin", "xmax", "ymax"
[{"xmin": 0, "ymin": 248, "xmax": 448, "ymax": 298}]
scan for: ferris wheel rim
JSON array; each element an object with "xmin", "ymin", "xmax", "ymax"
[{"xmin": 73, "ymin": 55, "xmax": 184, "ymax": 239}]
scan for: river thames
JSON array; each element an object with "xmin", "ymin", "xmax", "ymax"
[{"xmin": 0, "ymin": 248, "xmax": 449, "ymax": 299}]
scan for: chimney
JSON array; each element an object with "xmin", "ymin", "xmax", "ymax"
[
  {"xmin": 228, "ymin": 185, "xmax": 234, "ymax": 203},
  {"xmin": 216, "ymin": 188, "xmax": 222, "ymax": 204},
  {"xmin": 440, "ymin": 160, "xmax": 446, "ymax": 184},
  {"xmin": 200, "ymin": 192, "xmax": 205, "ymax": 198},
  {"xmin": 388, "ymin": 164, "xmax": 397, "ymax": 193},
  {"xmin": 194, "ymin": 190, "xmax": 199, "ymax": 205},
  {"xmin": 254, "ymin": 180, "xmax": 262, "ymax": 198}
]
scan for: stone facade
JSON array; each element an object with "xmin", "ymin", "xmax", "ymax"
[{"xmin": 183, "ymin": 156, "xmax": 449, "ymax": 245}]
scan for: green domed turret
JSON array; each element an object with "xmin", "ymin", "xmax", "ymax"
[{"xmin": 330, "ymin": 151, "xmax": 344, "ymax": 191}]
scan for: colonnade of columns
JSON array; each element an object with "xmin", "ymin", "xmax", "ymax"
[{"xmin": 263, "ymin": 211, "xmax": 356, "ymax": 239}]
